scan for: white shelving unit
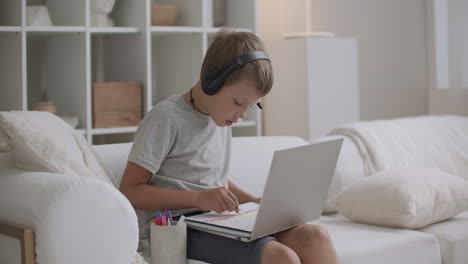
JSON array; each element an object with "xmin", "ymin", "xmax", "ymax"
[{"xmin": 0, "ymin": 0, "xmax": 260, "ymax": 144}]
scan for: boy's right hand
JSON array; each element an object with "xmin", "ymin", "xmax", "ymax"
[{"xmin": 195, "ymin": 187, "xmax": 240, "ymax": 214}]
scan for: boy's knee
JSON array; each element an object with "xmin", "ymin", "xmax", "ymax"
[
  {"xmin": 262, "ymin": 241, "xmax": 300, "ymax": 264},
  {"xmin": 296, "ymin": 224, "xmax": 332, "ymax": 247}
]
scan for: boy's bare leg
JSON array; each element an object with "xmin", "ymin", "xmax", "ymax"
[
  {"xmin": 274, "ymin": 224, "xmax": 340, "ymax": 264},
  {"xmin": 261, "ymin": 240, "xmax": 301, "ymax": 264}
]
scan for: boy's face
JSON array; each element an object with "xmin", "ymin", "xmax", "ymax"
[{"xmin": 207, "ymin": 78, "xmax": 261, "ymax": 127}]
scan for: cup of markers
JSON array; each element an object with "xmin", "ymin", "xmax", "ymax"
[
  {"xmin": 150, "ymin": 210, "xmax": 187, "ymax": 264},
  {"xmin": 154, "ymin": 209, "xmax": 175, "ymax": 226}
]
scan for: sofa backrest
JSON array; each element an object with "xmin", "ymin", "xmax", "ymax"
[
  {"xmin": 309, "ymin": 135, "xmax": 365, "ymax": 212},
  {"xmin": 93, "ymin": 136, "xmax": 308, "ymax": 193},
  {"xmin": 227, "ymin": 136, "xmax": 308, "ymax": 197},
  {"xmin": 93, "ymin": 143, "xmax": 133, "ymax": 188},
  {"xmin": 2, "ymin": 134, "xmax": 363, "ymax": 213}
]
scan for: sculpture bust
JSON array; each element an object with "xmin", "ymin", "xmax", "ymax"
[{"xmin": 91, "ymin": 0, "xmax": 116, "ymax": 27}]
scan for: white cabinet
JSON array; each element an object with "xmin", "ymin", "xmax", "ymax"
[
  {"xmin": 0, "ymin": 0, "xmax": 260, "ymax": 144},
  {"xmin": 264, "ymin": 37, "xmax": 360, "ymax": 141}
]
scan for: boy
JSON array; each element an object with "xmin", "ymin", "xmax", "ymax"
[{"xmin": 120, "ymin": 30, "xmax": 340, "ymax": 264}]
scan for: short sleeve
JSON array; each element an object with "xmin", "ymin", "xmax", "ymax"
[{"xmin": 128, "ymin": 111, "xmax": 177, "ymax": 174}]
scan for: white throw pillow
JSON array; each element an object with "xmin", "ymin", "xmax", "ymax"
[
  {"xmin": 0, "ymin": 126, "xmax": 11, "ymax": 152},
  {"xmin": 0, "ymin": 111, "xmax": 114, "ymax": 185},
  {"xmin": 330, "ymin": 167, "xmax": 468, "ymax": 229}
]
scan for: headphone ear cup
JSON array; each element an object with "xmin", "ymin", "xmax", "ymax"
[
  {"xmin": 202, "ymin": 70, "xmax": 223, "ymax": 95},
  {"xmin": 202, "ymin": 63, "xmax": 240, "ymax": 95},
  {"xmin": 206, "ymin": 76, "xmax": 224, "ymax": 95},
  {"xmin": 201, "ymin": 51, "xmax": 269, "ymax": 95}
]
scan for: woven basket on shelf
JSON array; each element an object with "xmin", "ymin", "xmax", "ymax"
[
  {"xmin": 33, "ymin": 101, "xmax": 56, "ymax": 114},
  {"xmin": 151, "ymin": 4, "xmax": 179, "ymax": 26}
]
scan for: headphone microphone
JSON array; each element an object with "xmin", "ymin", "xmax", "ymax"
[{"xmin": 201, "ymin": 51, "xmax": 271, "ymax": 101}]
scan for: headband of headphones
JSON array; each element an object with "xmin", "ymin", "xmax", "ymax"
[{"xmin": 201, "ymin": 51, "xmax": 271, "ymax": 96}]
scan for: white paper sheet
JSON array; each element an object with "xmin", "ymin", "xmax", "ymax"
[{"xmin": 185, "ymin": 202, "xmax": 259, "ymax": 232}]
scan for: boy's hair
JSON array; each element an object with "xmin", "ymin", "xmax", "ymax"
[{"xmin": 200, "ymin": 29, "xmax": 273, "ymax": 97}]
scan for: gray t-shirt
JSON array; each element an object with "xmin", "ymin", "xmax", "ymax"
[{"xmin": 128, "ymin": 95, "xmax": 231, "ymax": 232}]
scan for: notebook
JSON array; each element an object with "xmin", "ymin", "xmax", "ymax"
[{"xmin": 185, "ymin": 138, "xmax": 343, "ymax": 242}]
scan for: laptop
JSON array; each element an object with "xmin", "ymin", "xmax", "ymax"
[{"xmin": 185, "ymin": 138, "xmax": 343, "ymax": 242}]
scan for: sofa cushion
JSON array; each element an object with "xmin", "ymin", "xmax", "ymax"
[
  {"xmin": 0, "ymin": 125, "xmax": 11, "ymax": 151},
  {"xmin": 331, "ymin": 167, "xmax": 468, "ymax": 229},
  {"xmin": 420, "ymin": 211, "xmax": 468, "ymax": 264},
  {"xmin": 0, "ymin": 111, "xmax": 113, "ymax": 185},
  {"xmin": 315, "ymin": 214, "xmax": 441, "ymax": 264}
]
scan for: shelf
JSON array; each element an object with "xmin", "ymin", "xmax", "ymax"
[
  {"xmin": 205, "ymin": 27, "xmax": 252, "ymax": 34},
  {"xmin": 25, "ymin": 26, "xmax": 85, "ymax": 35},
  {"xmin": 89, "ymin": 27, "xmax": 140, "ymax": 35},
  {"xmin": 0, "ymin": 0, "xmax": 260, "ymax": 144},
  {"xmin": 151, "ymin": 26, "xmax": 204, "ymax": 35},
  {"xmin": 90, "ymin": 122, "xmax": 255, "ymax": 134},
  {"xmin": 91, "ymin": 126, "xmax": 138, "ymax": 135},
  {"xmin": 233, "ymin": 120, "xmax": 257, "ymax": 128},
  {"xmin": 0, "ymin": 26, "xmax": 21, "ymax": 33}
]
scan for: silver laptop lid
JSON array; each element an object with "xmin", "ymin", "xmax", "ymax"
[{"xmin": 250, "ymin": 138, "xmax": 343, "ymax": 240}]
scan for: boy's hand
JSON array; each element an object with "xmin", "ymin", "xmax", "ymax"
[{"xmin": 195, "ymin": 187, "xmax": 240, "ymax": 214}]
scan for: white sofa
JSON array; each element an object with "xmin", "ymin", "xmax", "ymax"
[{"xmin": 0, "ymin": 135, "xmax": 466, "ymax": 264}]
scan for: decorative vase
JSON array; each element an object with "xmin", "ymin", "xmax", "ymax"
[
  {"xmin": 91, "ymin": 0, "xmax": 116, "ymax": 27},
  {"xmin": 26, "ymin": 5, "xmax": 53, "ymax": 26}
]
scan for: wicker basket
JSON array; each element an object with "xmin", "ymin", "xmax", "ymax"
[
  {"xmin": 151, "ymin": 4, "xmax": 179, "ymax": 26},
  {"xmin": 33, "ymin": 101, "xmax": 56, "ymax": 114}
]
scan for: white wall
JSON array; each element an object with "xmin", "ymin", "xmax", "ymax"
[{"xmin": 259, "ymin": 0, "xmax": 428, "ymax": 121}]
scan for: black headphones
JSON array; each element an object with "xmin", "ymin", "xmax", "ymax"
[{"xmin": 201, "ymin": 51, "xmax": 271, "ymax": 97}]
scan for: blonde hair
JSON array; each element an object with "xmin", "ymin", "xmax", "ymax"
[{"xmin": 200, "ymin": 29, "xmax": 273, "ymax": 96}]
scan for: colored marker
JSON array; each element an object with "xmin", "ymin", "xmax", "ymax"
[
  {"xmin": 165, "ymin": 210, "xmax": 173, "ymax": 226},
  {"xmin": 155, "ymin": 210, "xmax": 163, "ymax": 222},
  {"xmin": 154, "ymin": 217, "xmax": 161, "ymax": 226},
  {"xmin": 161, "ymin": 215, "xmax": 167, "ymax": 226}
]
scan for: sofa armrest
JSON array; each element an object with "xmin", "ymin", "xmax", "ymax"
[{"xmin": 0, "ymin": 165, "xmax": 138, "ymax": 264}]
